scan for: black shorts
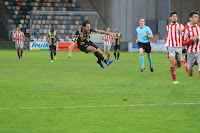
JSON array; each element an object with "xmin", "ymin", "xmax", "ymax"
[
  {"xmin": 114, "ymin": 45, "xmax": 120, "ymax": 51},
  {"xmin": 49, "ymin": 45, "xmax": 56, "ymax": 50},
  {"xmin": 78, "ymin": 41, "xmax": 98, "ymax": 53},
  {"xmin": 138, "ymin": 42, "xmax": 151, "ymax": 53}
]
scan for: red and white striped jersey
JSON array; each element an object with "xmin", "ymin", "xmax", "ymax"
[
  {"xmin": 165, "ymin": 22, "xmax": 184, "ymax": 47},
  {"xmin": 102, "ymin": 33, "xmax": 112, "ymax": 45},
  {"xmin": 182, "ymin": 22, "xmax": 200, "ymax": 53},
  {"xmin": 13, "ymin": 31, "xmax": 25, "ymax": 45}
]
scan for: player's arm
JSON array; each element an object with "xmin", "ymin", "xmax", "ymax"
[
  {"xmin": 12, "ymin": 33, "xmax": 17, "ymax": 40},
  {"xmin": 136, "ymin": 33, "xmax": 139, "ymax": 43},
  {"xmin": 120, "ymin": 34, "xmax": 123, "ymax": 43},
  {"xmin": 143, "ymin": 32, "xmax": 153, "ymax": 38},
  {"xmin": 143, "ymin": 27, "xmax": 153, "ymax": 38},
  {"xmin": 68, "ymin": 30, "xmax": 79, "ymax": 58},
  {"xmin": 162, "ymin": 34, "xmax": 168, "ymax": 44},
  {"xmin": 182, "ymin": 28, "xmax": 198, "ymax": 46},
  {"xmin": 55, "ymin": 33, "xmax": 58, "ymax": 42},
  {"xmin": 102, "ymin": 35, "xmax": 105, "ymax": 40},
  {"xmin": 99, "ymin": 30, "xmax": 115, "ymax": 36},
  {"xmin": 22, "ymin": 32, "xmax": 25, "ymax": 41}
]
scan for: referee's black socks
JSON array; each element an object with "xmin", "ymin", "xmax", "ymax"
[{"xmin": 54, "ymin": 52, "xmax": 56, "ymax": 56}]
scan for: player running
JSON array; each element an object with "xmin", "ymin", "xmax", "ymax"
[
  {"xmin": 113, "ymin": 27, "xmax": 123, "ymax": 61},
  {"xmin": 12, "ymin": 25, "xmax": 25, "ymax": 60},
  {"xmin": 102, "ymin": 26, "xmax": 112, "ymax": 60},
  {"xmin": 182, "ymin": 11, "xmax": 200, "ymax": 80},
  {"xmin": 47, "ymin": 25, "xmax": 58, "ymax": 62},
  {"xmin": 162, "ymin": 12, "xmax": 184, "ymax": 85},
  {"xmin": 136, "ymin": 18, "xmax": 154, "ymax": 72},
  {"xmin": 67, "ymin": 20, "xmax": 114, "ymax": 68}
]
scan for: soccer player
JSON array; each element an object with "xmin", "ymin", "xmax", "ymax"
[
  {"xmin": 136, "ymin": 18, "xmax": 154, "ymax": 72},
  {"xmin": 47, "ymin": 25, "xmax": 58, "ymax": 62},
  {"xmin": 182, "ymin": 11, "xmax": 200, "ymax": 80},
  {"xmin": 12, "ymin": 25, "xmax": 25, "ymax": 59},
  {"xmin": 113, "ymin": 27, "xmax": 123, "ymax": 61},
  {"xmin": 67, "ymin": 20, "xmax": 114, "ymax": 68},
  {"xmin": 162, "ymin": 12, "xmax": 184, "ymax": 85},
  {"xmin": 102, "ymin": 26, "xmax": 112, "ymax": 60}
]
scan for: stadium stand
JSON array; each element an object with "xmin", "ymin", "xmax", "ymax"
[{"xmin": 2, "ymin": 0, "xmax": 87, "ymax": 42}]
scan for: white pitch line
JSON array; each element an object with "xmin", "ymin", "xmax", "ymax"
[{"xmin": 0, "ymin": 102, "xmax": 200, "ymax": 110}]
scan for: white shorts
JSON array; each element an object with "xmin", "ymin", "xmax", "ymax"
[
  {"xmin": 15, "ymin": 42, "xmax": 24, "ymax": 49},
  {"xmin": 104, "ymin": 45, "xmax": 111, "ymax": 52},
  {"xmin": 187, "ymin": 52, "xmax": 200, "ymax": 70},
  {"xmin": 168, "ymin": 47, "xmax": 182, "ymax": 61}
]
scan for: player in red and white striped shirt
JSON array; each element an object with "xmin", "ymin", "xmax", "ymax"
[
  {"xmin": 12, "ymin": 25, "xmax": 25, "ymax": 59},
  {"xmin": 162, "ymin": 12, "xmax": 184, "ymax": 84},
  {"xmin": 182, "ymin": 11, "xmax": 200, "ymax": 79},
  {"xmin": 102, "ymin": 27, "xmax": 112, "ymax": 60}
]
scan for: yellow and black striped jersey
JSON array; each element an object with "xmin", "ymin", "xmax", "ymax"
[
  {"xmin": 72, "ymin": 27, "xmax": 99, "ymax": 45},
  {"xmin": 47, "ymin": 31, "xmax": 58, "ymax": 46},
  {"xmin": 114, "ymin": 32, "xmax": 123, "ymax": 45}
]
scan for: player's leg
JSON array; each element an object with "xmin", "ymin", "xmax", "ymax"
[
  {"xmin": 117, "ymin": 48, "xmax": 120, "ymax": 61},
  {"xmin": 168, "ymin": 47, "xmax": 178, "ymax": 84},
  {"xmin": 107, "ymin": 49, "xmax": 110, "ymax": 60},
  {"xmin": 198, "ymin": 63, "xmax": 200, "ymax": 80},
  {"xmin": 197, "ymin": 53, "xmax": 200, "ymax": 80},
  {"xmin": 15, "ymin": 45, "xmax": 21, "ymax": 59},
  {"xmin": 97, "ymin": 48, "xmax": 103, "ymax": 55},
  {"xmin": 114, "ymin": 45, "xmax": 117, "ymax": 60},
  {"xmin": 20, "ymin": 43, "xmax": 23, "ymax": 59},
  {"xmin": 146, "ymin": 43, "xmax": 153, "ymax": 72},
  {"xmin": 86, "ymin": 46, "xmax": 105, "ymax": 68},
  {"xmin": 50, "ymin": 48, "xmax": 54, "ymax": 62},
  {"xmin": 187, "ymin": 53, "xmax": 196, "ymax": 77},
  {"xmin": 139, "ymin": 47, "xmax": 145, "ymax": 71},
  {"xmin": 53, "ymin": 46, "xmax": 57, "ymax": 60},
  {"xmin": 176, "ymin": 47, "xmax": 182, "ymax": 68}
]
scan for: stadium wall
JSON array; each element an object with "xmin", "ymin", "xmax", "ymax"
[
  {"xmin": 89, "ymin": 0, "xmax": 157, "ymax": 42},
  {"xmin": 170, "ymin": 0, "xmax": 200, "ymax": 25},
  {"xmin": 0, "ymin": 41, "xmax": 15, "ymax": 50}
]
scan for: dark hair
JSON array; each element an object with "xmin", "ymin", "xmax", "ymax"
[
  {"xmin": 16, "ymin": 25, "xmax": 20, "ymax": 28},
  {"xmin": 170, "ymin": 11, "xmax": 177, "ymax": 17},
  {"xmin": 139, "ymin": 17, "xmax": 145, "ymax": 21},
  {"xmin": 189, "ymin": 11, "xmax": 199, "ymax": 18},
  {"xmin": 82, "ymin": 20, "xmax": 90, "ymax": 27}
]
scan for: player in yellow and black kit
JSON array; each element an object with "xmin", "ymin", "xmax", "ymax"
[
  {"xmin": 68, "ymin": 20, "xmax": 115, "ymax": 68},
  {"xmin": 47, "ymin": 25, "xmax": 58, "ymax": 62},
  {"xmin": 113, "ymin": 27, "xmax": 123, "ymax": 61}
]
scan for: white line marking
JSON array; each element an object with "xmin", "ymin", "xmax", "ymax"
[{"xmin": 0, "ymin": 103, "xmax": 200, "ymax": 110}]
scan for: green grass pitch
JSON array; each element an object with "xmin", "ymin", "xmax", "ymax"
[{"xmin": 0, "ymin": 50, "xmax": 200, "ymax": 133}]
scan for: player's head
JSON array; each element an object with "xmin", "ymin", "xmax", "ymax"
[
  {"xmin": 189, "ymin": 11, "xmax": 199, "ymax": 24},
  {"xmin": 170, "ymin": 11, "xmax": 178, "ymax": 23},
  {"xmin": 82, "ymin": 20, "xmax": 91, "ymax": 33},
  {"xmin": 50, "ymin": 25, "xmax": 54, "ymax": 32},
  {"xmin": 139, "ymin": 18, "xmax": 145, "ymax": 27},
  {"xmin": 107, "ymin": 26, "xmax": 111, "ymax": 32},
  {"xmin": 115, "ymin": 27, "xmax": 119, "ymax": 32},
  {"xmin": 16, "ymin": 25, "xmax": 20, "ymax": 31}
]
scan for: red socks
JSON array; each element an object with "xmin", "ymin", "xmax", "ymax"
[
  {"xmin": 182, "ymin": 57, "xmax": 188, "ymax": 73},
  {"xmin": 17, "ymin": 50, "xmax": 20, "ymax": 59},
  {"xmin": 107, "ymin": 54, "xmax": 110, "ymax": 60},
  {"xmin": 199, "ymin": 70, "xmax": 200, "ymax": 80},
  {"xmin": 21, "ymin": 50, "xmax": 23, "ymax": 57},
  {"xmin": 170, "ymin": 67, "xmax": 176, "ymax": 81}
]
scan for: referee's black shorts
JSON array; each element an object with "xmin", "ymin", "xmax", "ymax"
[{"xmin": 138, "ymin": 42, "xmax": 151, "ymax": 53}]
